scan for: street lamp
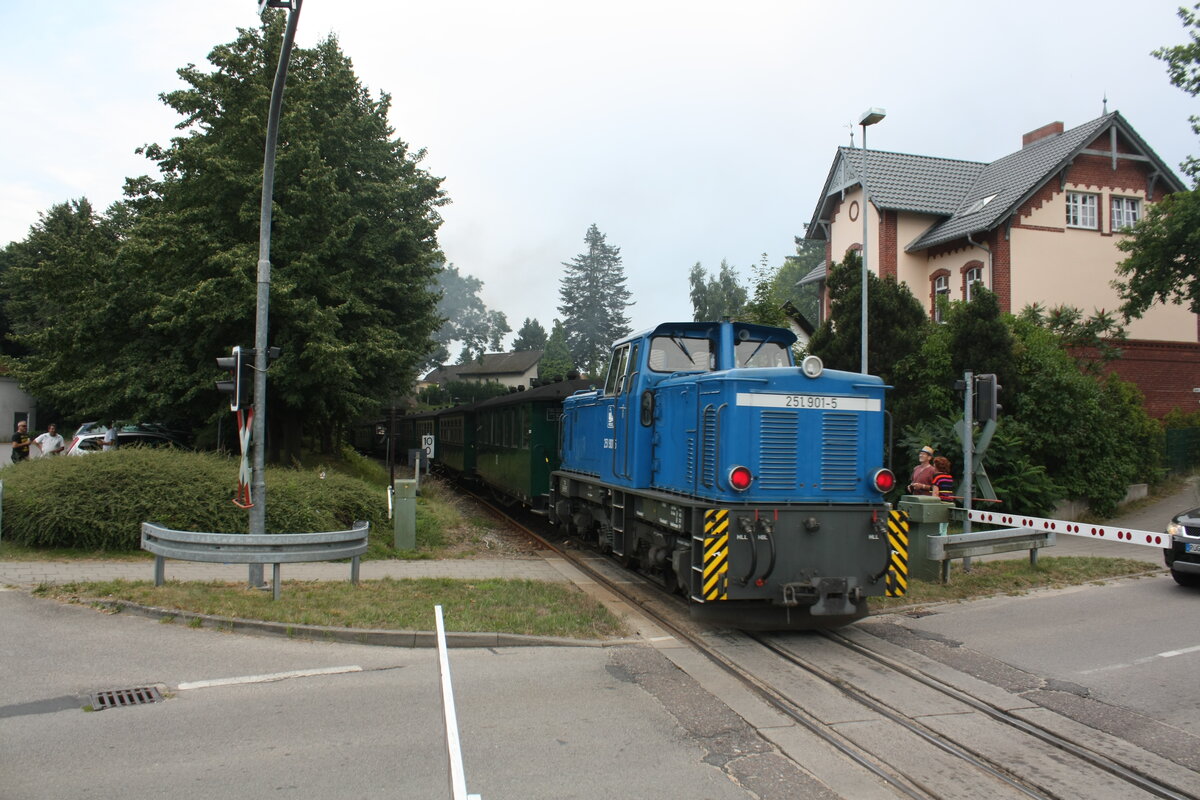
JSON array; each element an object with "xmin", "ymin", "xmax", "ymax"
[
  {"xmin": 248, "ymin": 0, "xmax": 303, "ymax": 587},
  {"xmin": 859, "ymin": 107, "xmax": 885, "ymax": 375}
]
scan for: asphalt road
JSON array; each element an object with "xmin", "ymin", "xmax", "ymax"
[{"xmin": 0, "ymin": 587, "xmax": 801, "ymax": 800}]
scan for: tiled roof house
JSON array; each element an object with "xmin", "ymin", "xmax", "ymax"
[
  {"xmin": 422, "ymin": 350, "xmax": 543, "ymax": 390},
  {"xmin": 804, "ymin": 111, "xmax": 1198, "ymax": 416}
]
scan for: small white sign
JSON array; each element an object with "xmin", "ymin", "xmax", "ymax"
[{"xmin": 422, "ymin": 434, "xmax": 435, "ymax": 459}]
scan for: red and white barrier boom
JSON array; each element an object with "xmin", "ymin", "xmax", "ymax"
[{"xmin": 964, "ymin": 509, "xmax": 1171, "ymax": 549}]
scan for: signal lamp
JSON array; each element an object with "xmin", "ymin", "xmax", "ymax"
[
  {"xmin": 872, "ymin": 468, "xmax": 896, "ymax": 493},
  {"xmin": 728, "ymin": 466, "xmax": 753, "ymax": 492}
]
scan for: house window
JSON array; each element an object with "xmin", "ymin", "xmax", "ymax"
[
  {"xmin": 1066, "ymin": 192, "xmax": 1098, "ymax": 229},
  {"xmin": 932, "ymin": 273, "xmax": 950, "ymax": 322},
  {"xmin": 965, "ymin": 266, "xmax": 983, "ymax": 302},
  {"xmin": 1111, "ymin": 196, "xmax": 1141, "ymax": 231}
]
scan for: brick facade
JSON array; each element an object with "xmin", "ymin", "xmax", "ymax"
[
  {"xmin": 1076, "ymin": 340, "xmax": 1200, "ymax": 418},
  {"xmin": 880, "ymin": 210, "xmax": 898, "ymax": 279}
]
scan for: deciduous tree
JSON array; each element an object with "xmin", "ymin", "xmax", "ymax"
[{"xmin": 5, "ymin": 18, "xmax": 447, "ymax": 460}]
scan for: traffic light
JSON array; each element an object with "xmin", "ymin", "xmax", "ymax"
[
  {"xmin": 973, "ymin": 373, "xmax": 1001, "ymax": 422},
  {"xmin": 216, "ymin": 346, "xmax": 254, "ymax": 412}
]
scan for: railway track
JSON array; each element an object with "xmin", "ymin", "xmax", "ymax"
[{"xmin": 466, "ymin": 485, "xmax": 1198, "ymax": 800}]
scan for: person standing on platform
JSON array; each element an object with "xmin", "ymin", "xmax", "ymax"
[
  {"xmin": 931, "ymin": 456, "xmax": 955, "ymax": 500},
  {"xmin": 907, "ymin": 445, "xmax": 937, "ymax": 495}
]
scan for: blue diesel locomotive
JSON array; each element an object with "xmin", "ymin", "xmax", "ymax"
[{"xmin": 549, "ymin": 320, "xmax": 897, "ymax": 628}]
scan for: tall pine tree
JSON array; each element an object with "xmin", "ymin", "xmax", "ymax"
[{"xmin": 557, "ymin": 224, "xmax": 632, "ymax": 377}]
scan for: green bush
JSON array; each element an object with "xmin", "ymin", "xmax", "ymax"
[{"xmin": 1, "ymin": 449, "xmax": 392, "ymax": 553}]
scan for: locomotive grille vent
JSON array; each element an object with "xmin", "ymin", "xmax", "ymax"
[
  {"xmin": 88, "ymin": 686, "xmax": 163, "ymax": 711},
  {"xmin": 759, "ymin": 410, "xmax": 798, "ymax": 490},
  {"xmin": 820, "ymin": 413, "xmax": 859, "ymax": 491},
  {"xmin": 700, "ymin": 405, "xmax": 718, "ymax": 487}
]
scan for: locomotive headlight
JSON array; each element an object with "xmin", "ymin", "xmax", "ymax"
[
  {"xmin": 872, "ymin": 468, "xmax": 896, "ymax": 493},
  {"xmin": 728, "ymin": 466, "xmax": 753, "ymax": 492},
  {"xmin": 801, "ymin": 355, "xmax": 824, "ymax": 378}
]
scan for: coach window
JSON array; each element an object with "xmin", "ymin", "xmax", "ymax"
[{"xmin": 605, "ymin": 345, "xmax": 630, "ymax": 396}]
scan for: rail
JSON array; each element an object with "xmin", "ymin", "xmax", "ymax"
[{"xmin": 140, "ymin": 521, "xmax": 369, "ymax": 600}]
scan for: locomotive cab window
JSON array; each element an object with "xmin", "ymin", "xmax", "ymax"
[
  {"xmin": 604, "ymin": 345, "xmax": 631, "ymax": 396},
  {"xmin": 735, "ymin": 339, "xmax": 791, "ymax": 368},
  {"xmin": 648, "ymin": 335, "xmax": 712, "ymax": 373}
]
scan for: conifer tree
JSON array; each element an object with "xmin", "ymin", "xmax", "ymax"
[
  {"xmin": 512, "ymin": 318, "xmax": 548, "ymax": 351},
  {"xmin": 557, "ymin": 224, "xmax": 632, "ymax": 376},
  {"xmin": 538, "ymin": 319, "xmax": 575, "ymax": 381}
]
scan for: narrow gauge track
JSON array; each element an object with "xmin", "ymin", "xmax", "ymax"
[{"xmin": 461, "ymin": 484, "xmax": 1197, "ymax": 800}]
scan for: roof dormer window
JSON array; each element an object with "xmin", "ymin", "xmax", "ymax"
[{"xmin": 965, "ymin": 193, "xmax": 998, "ymax": 214}]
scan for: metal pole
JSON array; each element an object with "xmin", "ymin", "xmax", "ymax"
[
  {"xmin": 249, "ymin": 0, "xmax": 303, "ymax": 588},
  {"xmin": 861, "ymin": 126, "xmax": 869, "ymax": 375},
  {"xmin": 963, "ymin": 371, "xmax": 974, "ymax": 571}
]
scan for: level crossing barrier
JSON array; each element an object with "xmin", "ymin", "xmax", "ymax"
[
  {"xmin": 897, "ymin": 496, "xmax": 1171, "ymax": 583},
  {"xmin": 140, "ymin": 521, "xmax": 369, "ymax": 601}
]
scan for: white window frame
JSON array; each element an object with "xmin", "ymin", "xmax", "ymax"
[
  {"xmin": 933, "ymin": 275, "xmax": 949, "ymax": 323},
  {"xmin": 1066, "ymin": 192, "xmax": 1098, "ymax": 229},
  {"xmin": 1111, "ymin": 196, "xmax": 1141, "ymax": 231},
  {"xmin": 965, "ymin": 266, "xmax": 982, "ymax": 302}
]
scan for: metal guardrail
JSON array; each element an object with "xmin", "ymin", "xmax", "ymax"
[
  {"xmin": 140, "ymin": 521, "xmax": 369, "ymax": 601},
  {"xmin": 927, "ymin": 527, "xmax": 1056, "ymax": 583}
]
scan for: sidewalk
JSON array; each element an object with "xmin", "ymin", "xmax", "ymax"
[{"xmin": 0, "ymin": 553, "xmax": 570, "ymax": 590}]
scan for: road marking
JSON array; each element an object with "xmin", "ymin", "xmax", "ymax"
[
  {"xmin": 177, "ymin": 665, "xmax": 362, "ymax": 691},
  {"xmin": 1080, "ymin": 644, "xmax": 1200, "ymax": 675}
]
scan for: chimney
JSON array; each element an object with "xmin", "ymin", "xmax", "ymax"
[{"xmin": 1022, "ymin": 121, "xmax": 1064, "ymax": 148}]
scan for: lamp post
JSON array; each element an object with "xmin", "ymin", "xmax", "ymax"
[
  {"xmin": 248, "ymin": 0, "xmax": 303, "ymax": 587},
  {"xmin": 858, "ymin": 107, "xmax": 885, "ymax": 375}
]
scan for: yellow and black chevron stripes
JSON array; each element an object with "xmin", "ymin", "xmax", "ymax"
[
  {"xmin": 886, "ymin": 509, "xmax": 910, "ymax": 597},
  {"xmin": 701, "ymin": 509, "xmax": 730, "ymax": 601}
]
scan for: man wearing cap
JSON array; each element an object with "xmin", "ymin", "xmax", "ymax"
[{"xmin": 907, "ymin": 445, "xmax": 937, "ymax": 495}]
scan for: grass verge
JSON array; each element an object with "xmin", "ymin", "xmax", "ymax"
[
  {"xmin": 34, "ymin": 577, "xmax": 627, "ymax": 640},
  {"xmin": 870, "ymin": 555, "xmax": 1162, "ymax": 612}
]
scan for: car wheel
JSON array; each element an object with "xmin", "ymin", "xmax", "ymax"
[{"xmin": 1170, "ymin": 568, "xmax": 1200, "ymax": 588}]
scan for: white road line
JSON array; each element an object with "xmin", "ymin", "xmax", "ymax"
[
  {"xmin": 1158, "ymin": 644, "xmax": 1200, "ymax": 659},
  {"xmin": 177, "ymin": 665, "xmax": 362, "ymax": 691},
  {"xmin": 1080, "ymin": 644, "xmax": 1200, "ymax": 675}
]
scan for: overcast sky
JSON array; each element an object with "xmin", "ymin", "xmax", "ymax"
[{"xmin": 2, "ymin": 1, "xmax": 1196, "ymax": 343}]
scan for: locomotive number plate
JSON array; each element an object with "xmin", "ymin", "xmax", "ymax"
[{"xmin": 736, "ymin": 393, "xmax": 881, "ymax": 412}]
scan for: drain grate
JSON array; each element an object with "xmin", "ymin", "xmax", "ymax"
[{"xmin": 88, "ymin": 686, "xmax": 163, "ymax": 711}]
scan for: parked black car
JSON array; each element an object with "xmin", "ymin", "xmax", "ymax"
[{"xmin": 1165, "ymin": 508, "xmax": 1200, "ymax": 588}]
